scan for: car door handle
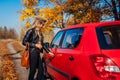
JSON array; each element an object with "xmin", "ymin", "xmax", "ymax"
[{"xmin": 69, "ymin": 56, "xmax": 74, "ymax": 61}]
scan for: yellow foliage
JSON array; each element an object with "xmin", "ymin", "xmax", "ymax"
[
  {"xmin": 20, "ymin": 0, "xmax": 104, "ymax": 32},
  {"xmin": 25, "ymin": 21, "xmax": 31, "ymax": 28},
  {"xmin": 23, "ymin": 0, "xmax": 39, "ymax": 8},
  {"xmin": 39, "ymin": 6, "xmax": 63, "ymax": 28},
  {"xmin": 41, "ymin": 25, "xmax": 54, "ymax": 33},
  {"xmin": 20, "ymin": 8, "xmax": 36, "ymax": 21},
  {"xmin": 5, "ymin": 77, "xmax": 10, "ymax": 80},
  {"xmin": 20, "ymin": 0, "xmax": 39, "ymax": 31},
  {"xmin": 0, "ymin": 40, "xmax": 18, "ymax": 80},
  {"xmin": 64, "ymin": 0, "xmax": 102, "ymax": 24}
]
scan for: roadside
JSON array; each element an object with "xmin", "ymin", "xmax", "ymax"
[
  {"xmin": 0, "ymin": 40, "xmax": 18, "ymax": 80},
  {"xmin": 7, "ymin": 42, "xmax": 29, "ymax": 80}
]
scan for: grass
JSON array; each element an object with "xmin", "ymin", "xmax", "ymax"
[{"xmin": 0, "ymin": 40, "xmax": 18, "ymax": 80}]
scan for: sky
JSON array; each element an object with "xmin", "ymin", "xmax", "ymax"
[{"xmin": 0, "ymin": 0, "xmax": 23, "ymax": 34}]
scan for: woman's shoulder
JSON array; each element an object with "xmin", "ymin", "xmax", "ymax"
[
  {"xmin": 27, "ymin": 28, "xmax": 35, "ymax": 32},
  {"xmin": 26, "ymin": 28, "xmax": 35, "ymax": 34}
]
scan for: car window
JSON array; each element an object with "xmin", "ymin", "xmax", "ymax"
[
  {"xmin": 50, "ymin": 31, "xmax": 64, "ymax": 48},
  {"xmin": 96, "ymin": 25, "xmax": 120, "ymax": 49},
  {"xmin": 62, "ymin": 28, "xmax": 84, "ymax": 48}
]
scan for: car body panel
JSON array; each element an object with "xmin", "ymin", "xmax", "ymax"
[
  {"xmin": 45, "ymin": 20, "xmax": 120, "ymax": 80},
  {"xmin": 101, "ymin": 50, "xmax": 120, "ymax": 67}
]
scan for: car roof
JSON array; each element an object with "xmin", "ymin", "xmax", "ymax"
[{"xmin": 62, "ymin": 20, "xmax": 120, "ymax": 31}]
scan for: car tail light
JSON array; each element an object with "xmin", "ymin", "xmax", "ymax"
[{"xmin": 90, "ymin": 54, "xmax": 120, "ymax": 80}]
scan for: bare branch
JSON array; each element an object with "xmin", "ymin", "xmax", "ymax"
[{"xmin": 104, "ymin": 0, "xmax": 112, "ymax": 7}]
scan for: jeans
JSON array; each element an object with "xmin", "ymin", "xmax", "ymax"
[{"xmin": 28, "ymin": 48, "xmax": 45, "ymax": 80}]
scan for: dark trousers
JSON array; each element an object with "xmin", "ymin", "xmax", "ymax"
[{"xmin": 29, "ymin": 48, "xmax": 44, "ymax": 80}]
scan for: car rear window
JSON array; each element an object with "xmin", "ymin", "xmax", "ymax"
[{"xmin": 96, "ymin": 25, "xmax": 120, "ymax": 49}]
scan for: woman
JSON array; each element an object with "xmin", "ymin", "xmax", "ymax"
[{"xmin": 22, "ymin": 17, "xmax": 54, "ymax": 80}]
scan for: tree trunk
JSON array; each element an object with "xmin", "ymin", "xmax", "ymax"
[
  {"xmin": 111, "ymin": 0, "xmax": 119, "ymax": 20},
  {"xmin": 118, "ymin": 0, "xmax": 120, "ymax": 19}
]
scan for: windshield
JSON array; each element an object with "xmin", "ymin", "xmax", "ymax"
[{"xmin": 96, "ymin": 25, "xmax": 120, "ymax": 49}]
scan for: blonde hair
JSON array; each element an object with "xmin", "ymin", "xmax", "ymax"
[{"xmin": 32, "ymin": 17, "xmax": 46, "ymax": 26}]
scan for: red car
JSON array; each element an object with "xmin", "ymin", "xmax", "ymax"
[{"xmin": 45, "ymin": 21, "xmax": 120, "ymax": 80}]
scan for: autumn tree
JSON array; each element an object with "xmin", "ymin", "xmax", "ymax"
[
  {"xmin": 20, "ymin": 0, "xmax": 55, "ymax": 42},
  {"xmin": 9, "ymin": 28, "xmax": 17, "ymax": 39},
  {"xmin": 20, "ymin": 0, "xmax": 120, "ymax": 30},
  {"xmin": 64, "ymin": 0, "xmax": 108, "ymax": 24},
  {"xmin": 20, "ymin": 0, "xmax": 40, "ymax": 27},
  {"xmin": 39, "ymin": 6, "xmax": 64, "ymax": 29},
  {"xmin": 0, "ymin": 27, "xmax": 4, "ymax": 39},
  {"xmin": 39, "ymin": 0, "xmax": 70, "ymax": 29},
  {"xmin": 3, "ymin": 27, "xmax": 8, "ymax": 39},
  {"xmin": 39, "ymin": 0, "xmax": 120, "ymax": 27},
  {"xmin": 38, "ymin": 0, "xmax": 105, "ymax": 28},
  {"xmin": 104, "ymin": 0, "xmax": 120, "ymax": 20},
  {"xmin": 0, "ymin": 26, "xmax": 17, "ymax": 39},
  {"xmin": 20, "ymin": 0, "xmax": 120, "ymax": 42},
  {"xmin": 64, "ymin": 0, "xmax": 120, "ymax": 22}
]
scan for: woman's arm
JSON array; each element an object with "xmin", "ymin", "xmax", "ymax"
[
  {"xmin": 43, "ymin": 45, "xmax": 54, "ymax": 57},
  {"xmin": 42, "ymin": 45, "xmax": 50, "ymax": 53}
]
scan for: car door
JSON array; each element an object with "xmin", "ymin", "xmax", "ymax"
[
  {"xmin": 54, "ymin": 28, "xmax": 84, "ymax": 79},
  {"xmin": 46, "ymin": 31, "xmax": 67, "ymax": 79},
  {"xmin": 49, "ymin": 31, "xmax": 64, "ymax": 66}
]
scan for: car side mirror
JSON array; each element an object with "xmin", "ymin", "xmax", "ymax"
[{"xmin": 44, "ymin": 42, "xmax": 50, "ymax": 48}]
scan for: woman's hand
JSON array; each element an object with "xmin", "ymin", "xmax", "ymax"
[
  {"xmin": 48, "ymin": 52, "xmax": 55, "ymax": 57},
  {"xmin": 35, "ymin": 43, "xmax": 42, "ymax": 49}
]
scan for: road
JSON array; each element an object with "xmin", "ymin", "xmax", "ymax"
[{"xmin": 7, "ymin": 42, "xmax": 29, "ymax": 80}]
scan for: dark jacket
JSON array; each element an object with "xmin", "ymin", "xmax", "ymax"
[{"xmin": 22, "ymin": 28, "xmax": 50, "ymax": 53}]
